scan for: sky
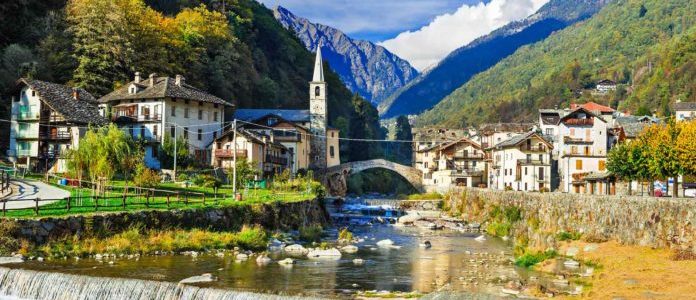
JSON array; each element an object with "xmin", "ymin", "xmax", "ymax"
[{"xmin": 259, "ymin": 0, "xmax": 549, "ymax": 71}]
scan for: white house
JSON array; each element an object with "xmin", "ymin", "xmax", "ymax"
[
  {"xmin": 414, "ymin": 138, "xmax": 486, "ymax": 190},
  {"xmin": 595, "ymin": 79, "xmax": 617, "ymax": 94},
  {"xmin": 7, "ymin": 79, "xmax": 107, "ymax": 173},
  {"xmin": 489, "ymin": 132, "xmax": 553, "ymax": 192},
  {"xmin": 98, "ymin": 73, "xmax": 232, "ymax": 169},
  {"xmin": 674, "ymin": 101, "xmax": 696, "ymax": 122},
  {"xmin": 557, "ymin": 107, "xmax": 615, "ymax": 195}
]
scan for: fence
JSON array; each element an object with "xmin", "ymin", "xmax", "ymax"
[{"xmin": 0, "ymin": 170, "xmax": 10, "ymax": 195}]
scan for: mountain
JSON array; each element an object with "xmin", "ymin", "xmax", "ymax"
[
  {"xmin": 273, "ymin": 6, "xmax": 419, "ymax": 106},
  {"xmin": 417, "ymin": 0, "xmax": 696, "ymax": 127},
  {"xmin": 0, "ymin": 0, "xmax": 386, "ymax": 163},
  {"xmin": 379, "ymin": 0, "xmax": 610, "ymax": 119}
]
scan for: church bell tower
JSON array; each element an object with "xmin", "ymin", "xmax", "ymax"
[{"xmin": 309, "ymin": 47, "xmax": 328, "ymax": 170}]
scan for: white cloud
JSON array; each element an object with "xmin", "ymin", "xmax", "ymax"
[{"xmin": 379, "ymin": 0, "xmax": 549, "ymax": 71}]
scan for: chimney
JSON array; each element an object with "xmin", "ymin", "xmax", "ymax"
[
  {"xmin": 72, "ymin": 88, "xmax": 79, "ymax": 101},
  {"xmin": 134, "ymin": 72, "xmax": 141, "ymax": 83},
  {"xmin": 175, "ymin": 75, "xmax": 185, "ymax": 87},
  {"xmin": 149, "ymin": 73, "xmax": 157, "ymax": 87}
]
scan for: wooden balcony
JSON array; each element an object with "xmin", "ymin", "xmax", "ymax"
[
  {"xmin": 563, "ymin": 118, "xmax": 594, "ymax": 126},
  {"xmin": 39, "ymin": 132, "xmax": 71, "ymax": 141},
  {"xmin": 214, "ymin": 149, "xmax": 247, "ymax": 159},
  {"xmin": 265, "ymin": 154, "xmax": 287, "ymax": 165}
]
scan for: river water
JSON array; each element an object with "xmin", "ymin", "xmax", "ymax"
[{"xmin": 0, "ymin": 200, "xmax": 549, "ymax": 299}]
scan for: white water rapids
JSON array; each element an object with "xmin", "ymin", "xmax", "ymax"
[{"xmin": 0, "ymin": 267, "xmax": 312, "ymax": 300}]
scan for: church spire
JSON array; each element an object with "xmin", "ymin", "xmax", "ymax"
[{"xmin": 312, "ymin": 46, "xmax": 324, "ymax": 82}]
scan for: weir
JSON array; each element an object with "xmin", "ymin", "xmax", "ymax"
[{"xmin": 0, "ymin": 267, "xmax": 313, "ymax": 300}]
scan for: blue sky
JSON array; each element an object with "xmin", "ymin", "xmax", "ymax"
[
  {"xmin": 259, "ymin": 0, "xmax": 548, "ymax": 71},
  {"xmin": 258, "ymin": 0, "xmax": 486, "ymax": 41}
]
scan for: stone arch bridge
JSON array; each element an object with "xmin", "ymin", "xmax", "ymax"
[{"xmin": 318, "ymin": 159, "xmax": 423, "ymax": 196}]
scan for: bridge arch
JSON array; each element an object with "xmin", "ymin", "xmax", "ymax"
[{"xmin": 319, "ymin": 159, "xmax": 423, "ymax": 196}]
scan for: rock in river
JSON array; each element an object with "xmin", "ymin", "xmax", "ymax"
[
  {"xmin": 340, "ymin": 245, "xmax": 359, "ymax": 254},
  {"xmin": 179, "ymin": 273, "xmax": 216, "ymax": 284},
  {"xmin": 307, "ymin": 248, "xmax": 342, "ymax": 260},
  {"xmin": 284, "ymin": 244, "xmax": 309, "ymax": 256},
  {"xmin": 0, "ymin": 256, "xmax": 24, "ymax": 265},
  {"xmin": 278, "ymin": 258, "xmax": 295, "ymax": 266},
  {"xmin": 376, "ymin": 239, "xmax": 394, "ymax": 247}
]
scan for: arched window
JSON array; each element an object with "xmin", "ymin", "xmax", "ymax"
[{"xmin": 315, "ymin": 86, "xmax": 321, "ymax": 97}]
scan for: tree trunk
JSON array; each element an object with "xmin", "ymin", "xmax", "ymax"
[{"xmin": 673, "ymin": 176, "xmax": 679, "ymax": 198}]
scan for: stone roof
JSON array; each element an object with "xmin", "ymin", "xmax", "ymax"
[
  {"xmin": 99, "ymin": 76, "xmax": 232, "ymax": 106},
  {"xmin": 17, "ymin": 79, "xmax": 108, "ymax": 126},
  {"xmin": 674, "ymin": 102, "xmax": 696, "ymax": 111},
  {"xmin": 234, "ymin": 109, "xmax": 310, "ymax": 123},
  {"xmin": 621, "ymin": 123, "xmax": 649, "ymax": 138},
  {"xmin": 494, "ymin": 131, "xmax": 553, "ymax": 149},
  {"xmin": 539, "ymin": 109, "xmax": 565, "ymax": 125},
  {"xmin": 479, "ymin": 123, "xmax": 534, "ymax": 135}
]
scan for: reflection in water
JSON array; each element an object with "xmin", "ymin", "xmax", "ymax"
[{"xmin": 8, "ymin": 225, "xmax": 525, "ymax": 298}]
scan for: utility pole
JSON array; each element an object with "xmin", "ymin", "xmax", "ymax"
[
  {"xmin": 173, "ymin": 125, "xmax": 178, "ymax": 181},
  {"xmin": 232, "ymin": 119, "xmax": 238, "ymax": 195}
]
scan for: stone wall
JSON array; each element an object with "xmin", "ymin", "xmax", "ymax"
[
  {"xmin": 2, "ymin": 199, "xmax": 329, "ymax": 245},
  {"xmin": 445, "ymin": 188, "xmax": 696, "ymax": 251}
]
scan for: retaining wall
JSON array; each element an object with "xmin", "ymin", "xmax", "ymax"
[
  {"xmin": 445, "ymin": 188, "xmax": 696, "ymax": 250},
  {"xmin": 0, "ymin": 199, "xmax": 329, "ymax": 245}
]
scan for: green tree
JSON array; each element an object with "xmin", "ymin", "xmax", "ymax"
[
  {"xmin": 228, "ymin": 160, "xmax": 259, "ymax": 189},
  {"xmin": 393, "ymin": 115, "xmax": 413, "ymax": 165},
  {"xmin": 159, "ymin": 134, "xmax": 190, "ymax": 169}
]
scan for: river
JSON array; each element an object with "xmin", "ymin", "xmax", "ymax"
[{"xmin": 0, "ymin": 198, "xmax": 556, "ymax": 299}]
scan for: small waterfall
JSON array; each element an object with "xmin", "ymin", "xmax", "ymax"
[{"xmin": 0, "ymin": 267, "xmax": 313, "ymax": 300}]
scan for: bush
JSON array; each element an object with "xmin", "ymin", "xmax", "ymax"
[
  {"xmin": 556, "ymin": 231, "xmax": 582, "ymax": 241},
  {"xmin": 539, "ymin": 187, "xmax": 550, "ymax": 193},
  {"xmin": 299, "ymin": 225, "xmax": 323, "ymax": 242},
  {"xmin": 0, "ymin": 220, "xmax": 19, "ymax": 255},
  {"xmin": 235, "ymin": 226, "xmax": 268, "ymax": 251},
  {"xmin": 486, "ymin": 221, "xmax": 512, "ymax": 237},
  {"xmin": 407, "ymin": 192, "xmax": 443, "ymax": 200},
  {"xmin": 515, "ymin": 250, "xmax": 557, "ymax": 268},
  {"xmin": 177, "ymin": 173, "xmax": 189, "ymax": 182},
  {"xmin": 338, "ymin": 228, "xmax": 353, "ymax": 242},
  {"xmin": 133, "ymin": 164, "xmax": 161, "ymax": 188}
]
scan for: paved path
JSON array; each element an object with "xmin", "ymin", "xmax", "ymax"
[{"xmin": 2, "ymin": 180, "xmax": 70, "ymax": 209}]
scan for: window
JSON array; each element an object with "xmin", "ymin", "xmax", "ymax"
[
  {"xmin": 267, "ymin": 118, "xmax": 278, "ymax": 126},
  {"xmin": 570, "ymin": 128, "xmax": 575, "ymax": 136},
  {"xmin": 171, "ymin": 106, "xmax": 176, "ymax": 117},
  {"xmin": 525, "ymin": 183, "xmax": 528, "ymax": 191},
  {"xmin": 183, "ymin": 127, "xmax": 189, "ymax": 139},
  {"xmin": 153, "ymin": 125, "xmax": 158, "ymax": 138},
  {"xmin": 331, "ymin": 132, "xmax": 334, "ymax": 138},
  {"xmin": 184, "ymin": 108, "xmax": 189, "ymax": 118},
  {"xmin": 198, "ymin": 109, "xmax": 203, "ymax": 120},
  {"xmin": 170, "ymin": 127, "xmax": 175, "ymax": 138},
  {"xmin": 330, "ymin": 146, "xmax": 335, "ymax": 158},
  {"xmin": 576, "ymin": 159, "xmax": 583, "ymax": 170},
  {"xmin": 140, "ymin": 126, "xmax": 145, "ymax": 138},
  {"xmin": 197, "ymin": 129, "xmax": 202, "ymax": 141},
  {"xmin": 315, "ymin": 86, "xmax": 321, "ymax": 97},
  {"xmin": 31, "ymin": 90, "xmax": 36, "ymax": 97},
  {"xmin": 152, "ymin": 146, "xmax": 158, "ymax": 158},
  {"xmin": 524, "ymin": 167, "xmax": 528, "ymax": 175},
  {"xmin": 599, "ymin": 160, "xmax": 606, "ymax": 171},
  {"xmin": 546, "ymin": 128, "xmax": 554, "ymax": 135},
  {"xmin": 214, "ymin": 111, "xmax": 218, "ymax": 122},
  {"xmin": 424, "ymin": 162, "xmax": 428, "ymax": 168},
  {"xmin": 539, "ymin": 167, "xmax": 545, "ymax": 180}
]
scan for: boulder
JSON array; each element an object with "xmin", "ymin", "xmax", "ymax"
[
  {"xmin": 376, "ymin": 239, "xmax": 394, "ymax": 247},
  {"xmin": 474, "ymin": 235, "xmax": 486, "ymax": 242},
  {"xmin": 352, "ymin": 258, "xmax": 364, "ymax": 265},
  {"xmin": 0, "ymin": 257, "xmax": 24, "ymax": 265},
  {"xmin": 179, "ymin": 273, "xmax": 216, "ymax": 284},
  {"xmin": 340, "ymin": 245, "xmax": 359, "ymax": 254},
  {"xmin": 235, "ymin": 253, "xmax": 249, "ymax": 261},
  {"xmin": 284, "ymin": 244, "xmax": 309, "ymax": 256},
  {"xmin": 307, "ymin": 248, "xmax": 342, "ymax": 260},
  {"xmin": 256, "ymin": 255, "xmax": 272, "ymax": 265},
  {"xmin": 278, "ymin": 258, "xmax": 295, "ymax": 266},
  {"xmin": 398, "ymin": 214, "xmax": 421, "ymax": 224}
]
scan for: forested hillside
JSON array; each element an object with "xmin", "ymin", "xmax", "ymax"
[
  {"xmin": 0, "ymin": 0, "xmax": 384, "ymax": 162},
  {"xmin": 379, "ymin": 0, "xmax": 609, "ymax": 119},
  {"xmin": 418, "ymin": 0, "xmax": 696, "ymax": 127}
]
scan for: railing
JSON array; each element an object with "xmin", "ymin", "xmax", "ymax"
[
  {"xmin": 563, "ymin": 136, "xmax": 593, "ymax": 144},
  {"xmin": 448, "ymin": 169, "xmax": 484, "ymax": 177},
  {"xmin": 564, "ymin": 149, "xmax": 603, "ymax": 156},
  {"xmin": 215, "ymin": 149, "xmax": 247, "ymax": 158},
  {"xmin": 272, "ymin": 130, "xmax": 302, "ymax": 142},
  {"xmin": 112, "ymin": 114, "xmax": 162, "ymax": 122},
  {"xmin": 39, "ymin": 150, "xmax": 65, "ymax": 159},
  {"xmin": 40, "ymin": 114, "xmax": 66, "ymax": 123},
  {"xmin": 517, "ymin": 159, "xmax": 546, "ymax": 165},
  {"xmin": 137, "ymin": 135, "xmax": 161, "ymax": 143},
  {"xmin": 0, "ymin": 170, "xmax": 10, "ymax": 195},
  {"xmin": 563, "ymin": 118, "xmax": 594, "ymax": 126},
  {"xmin": 15, "ymin": 111, "xmax": 40, "ymax": 120},
  {"xmin": 39, "ymin": 132, "xmax": 71, "ymax": 140},
  {"xmin": 14, "ymin": 131, "xmax": 38, "ymax": 139},
  {"xmin": 15, "ymin": 149, "xmax": 33, "ymax": 157},
  {"xmin": 452, "ymin": 153, "xmax": 485, "ymax": 159},
  {"xmin": 265, "ymin": 155, "xmax": 288, "ymax": 165},
  {"xmin": 520, "ymin": 145, "xmax": 548, "ymax": 152}
]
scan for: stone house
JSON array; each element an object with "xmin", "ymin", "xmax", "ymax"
[
  {"xmin": 674, "ymin": 101, "xmax": 696, "ymax": 122},
  {"xmin": 7, "ymin": 79, "xmax": 107, "ymax": 173},
  {"xmin": 595, "ymin": 79, "xmax": 617, "ymax": 94},
  {"xmin": 489, "ymin": 131, "xmax": 554, "ymax": 192},
  {"xmin": 210, "ymin": 128, "xmax": 290, "ymax": 178},
  {"xmin": 98, "ymin": 73, "xmax": 233, "ymax": 169},
  {"xmin": 414, "ymin": 138, "xmax": 486, "ymax": 189}
]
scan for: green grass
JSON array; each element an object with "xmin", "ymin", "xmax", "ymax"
[
  {"xmin": 1, "ymin": 180, "xmax": 314, "ymax": 218},
  {"xmin": 405, "ymin": 192, "xmax": 443, "ymax": 200},
  {"xmin": 515, "ymin": 250, "xmax": 558, "ymax": 268},
  {"xmin": 298, "ymin": 224, "xmax": 323, "ymax": 242},
  {"xmin": 556, "ymin": 231, "xmax": 583, "ymax": 241}
]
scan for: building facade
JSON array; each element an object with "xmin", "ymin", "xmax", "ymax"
[
  {"xmin": 415, "ymin": 138, "xmax": 486, "ymax": 189},
  {"xmin": 7, "ymin": 79, "xmax": 107, "ymax": 173},
  {"xmin": 98, "ymin": 73, "xmax": 232, "ymax": 169},
  {"xmin": 674, "ymin": 102, "xmax": 696, "ymax": 122},
  {"xmin": 489, "ymin": 132, "xmax": 553, "ymax": 192},
  {"xmin": 211, "ymin": 129, "xmax": 289, "ymax": 177}
]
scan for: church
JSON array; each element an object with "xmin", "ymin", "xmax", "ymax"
[{"xmin": 211, "ymin": 48, "xmax": 340, "ymax": 176}]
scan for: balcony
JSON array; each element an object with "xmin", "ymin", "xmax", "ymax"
[
  {"xmin": 15, "ymin": 149, "xmax": 33, "ymax": 157},
  {"xmin": 40, "ymin": 113, "xmax": 66, "ymax": 123},
  {"xmin": 39, "ymin": 150, "xmax": 65, "ymax": 159},
  {"xmin": 136, "ymin": 135, "xmax": 161, "ymax": 143},
  {"xmin": 517, "ymin": 159, "xmax": 547, "ymax": 165},
  {"xmin": 563, "ymin": 149, "xmax": 603, "ymax": 157},
  {"xmin": 15, "ymin": 111, "xmax": 40, "ymax": 121},
  {"xmin": 265, "ymin": 154, "xmax": 288, "ymax": 165},
  {"xmin": 520, "ymin": 145, "xmax": 549, "ymax": 152},
  {"xmin": 40, "ymin": 132, "xmax": 71, "ymax": 141},
  {"xmin": 272, "ymin": 130, "xmax": 302, "ymax": 142},
  {"xmin": 215, "ymin": 149, "xmax": 247, "ymax": 159},
  {"xmin": 452, "ymin": 153, "xmax": 485, "ymax": 159},
  {"xmin": 563, "ymin": 118, "xmax": 594, "ymax": 126},
  {"xmin": 447, "ymin": 168, "xmax": 484, "ymax": 177},
  {"xmin": 112, "ymin": 113, "xmax": 162, "ymax": 123},
  {"xmin": 564, "ymin": 136, "xmax": 593, "ymax": 144}
]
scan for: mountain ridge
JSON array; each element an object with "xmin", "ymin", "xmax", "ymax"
[{"xmin": 273, "ymin": 6, "xmax": 418, "ymax": 106}]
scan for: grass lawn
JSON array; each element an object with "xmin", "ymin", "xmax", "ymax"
[{"xmin": 1, "ymin": 180, "xmax": 315, "ymax": 218}]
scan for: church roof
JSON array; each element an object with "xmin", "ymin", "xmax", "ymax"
[
  {"xmin": 312, "ymin": 46, "xmax": 324, "ymax": 82},
  {"xmin": 234, "ymin": 109, "xmax": 310, "ymax": 123}
]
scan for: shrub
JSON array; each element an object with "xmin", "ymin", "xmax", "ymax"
[
  {"xmin": 407, "ymin": 192, "xmax": 443, "ymax": 200},
  {"xmin": 177, "ymin": 173, "xmax": 189, "ymax": 182},
  {"xmin": 556, "ymin": 231, "xmax": 582, "ymax": 241},
  {"xmin": 0, "ymin": 220, "xmax": 19, "ymax": 255},
  {"xmin": 299, "ymin": 225, "xmax": 323, "ymax": 242},
  {"xmin": 133, "ymin": 164, "xmax": 161, "ymax": 188},
  {"xmin": 539, "ymin": 187, "xmax": 550, "ymax": 193},
  {"xmin": 338, "ymin": 228, "xmax": 353, "ymax": 242},
  {"xmin": 235, "ymin": 226, "xmax": 268, "ymax": 251},
  {"xmin": 515, "ymin": 250, "xmax": 557, "ymax": 268},
  {"xmin": 504, "ymin": 186, "xmax": 513, "ymax": 191},
  {"xmin": 486, "ymin": 221, "xmax": 512, "ymax": 237}
]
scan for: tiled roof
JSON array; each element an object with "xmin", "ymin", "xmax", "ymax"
[
  {"xmin": 674, "ymin": 102, "xmax": 696, "ymax": 111},
  {"xmin": 494, "ymin": 131, "xmax": 552, "ymax": 149},
  {"xmin": 479, "ymin": 123, "xmax": 534, "ymax": 135},
  {"xmin": 18, "ymin": 79, "xmax": 108, "ymax": 126},
  {"xmin": 99, "ymin": 76, "xmax": 232, "ymax": 106},
  {"xmin": 234, "ymin": 109, "xmax": 310, "ymax": 123},
  {"xmin": 560, "ymin": 107, "xmax": 607, "ymax": 123},
  {"xmin": 570, "ymin": 102, "xmax": 615, "ymax": 113}
]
